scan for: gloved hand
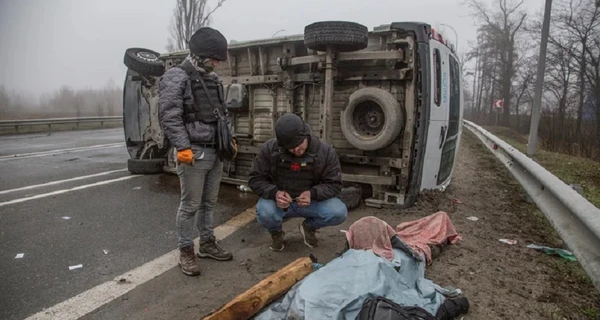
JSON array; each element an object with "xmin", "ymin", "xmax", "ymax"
[{"xmin": 177, "ymin": 149, "xmax": 194, "ymax": 164}]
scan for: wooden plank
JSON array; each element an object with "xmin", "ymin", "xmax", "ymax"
[{"xmin": 202, "ymin": 257, "xmax": 314, "ymax": 320}]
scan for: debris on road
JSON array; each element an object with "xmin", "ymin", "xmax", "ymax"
[
  {"xmin": 68, "ymin": 264, "xmax": 83, "ymax": 270},
  {"xmin": 237, "ymin": 185, "xmax": 251, "ymax": 192},
  {"xmin": 15, "ymin": 253, "xmax": 24, "ymax": 259},
  {"xmin": 61, "ymin": 216, "xmax": 71, "ymax": 220},
  {"xmin": 132, "ymin": 186, "xmax": 141, "ymax": 190},
  {"xmin": 452, "ymin": 198, "xmax": 464, "ymax": 204},
  {"xmin": 103, "ymin": 249, "xmax": 110, "ymax": 255},
  {"xmin": 466, "ymin": 216, "xmax": 479, "ymax": 221},
  {"xmin": 498, "ymin": 239, "xmax": 517, "ymax": 245},
  {"xmin": 203, "ymin": 257, "xmax": 314, "ymax": 320},
  {"xmin": 527, "ymin": 244, "xmax": 577, "ymax": 261}
]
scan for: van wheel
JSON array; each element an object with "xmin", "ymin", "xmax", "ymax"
[
  {"xmin": 304, "ymin": 21, "xmax": 369, "ymax": 52},
  {"xmin": 127, "ymin": 158, "xmax": 165, "ymax": 174},
  {"xmin": 123, "ymin": 48, "xmax": 165, "ymax": 77},
  {"xmin": 340, "ymin": 87, "xmax": 404, "ymax": 151},
  {"xmin": 339, "ymin": 183, "xmax": 362, "ymax": 210}
]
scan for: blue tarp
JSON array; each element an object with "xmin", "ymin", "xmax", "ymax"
[{"xmin": 254, "ymin": 248, "xmax": 460, "ymax": 319}]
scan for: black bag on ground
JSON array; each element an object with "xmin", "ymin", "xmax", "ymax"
[
  {"xmin": 356, "ymin": 296, "xmax": 437, "ymax": 320},
  {"xmin": 356, "ymin": 295, "xmax": 470, "ymax": 320}
]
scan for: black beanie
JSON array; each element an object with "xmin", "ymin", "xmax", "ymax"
[
  {"xmin": 275, "ymin": 114, "xmax": 310, "ymax": 149},
  {"xmin": 188, "ymin": 27, "xmax": 228, "ymax": 61}
]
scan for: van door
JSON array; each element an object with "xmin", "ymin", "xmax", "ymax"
[
  {"xmin": 436, "ymin": 54, "xmax": 463, "ymax": 187},
  {"xmin": 420, "ymin": 41, "xmax": 451, "ymax": 190}
]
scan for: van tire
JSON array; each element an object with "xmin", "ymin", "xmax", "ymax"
[
  {"xmin": 340, "ymin": 87, "xmax": 404, "ymax": 151},
  {"xmin": 304, "ymin": 21, "xmax": 369, "ymax": 52},
  {"xmin": 339, "ymin": 183, "xmax": 362, "ymax": 210},
  {"xmin": 124, "ymin": 48, "xmax": 165, "ymax": 77},
  {"xmin": 127, "ymin": 158, "xmax": 165, "ymax": 174}
]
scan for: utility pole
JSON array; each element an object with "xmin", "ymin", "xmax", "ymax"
[{"xmin": 527, "ymin": 0, "xmax": 552, "ymax": 156}]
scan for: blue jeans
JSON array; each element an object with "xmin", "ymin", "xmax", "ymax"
[{"xmin": 256, "ymin": 197, "xmax": 348, "ymax": 232}]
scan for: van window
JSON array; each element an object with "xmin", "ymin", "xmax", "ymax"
[
  {"xmin": 447, "ymin": 55, "xmax": 460, "ymax": 136},
  {"xmin": 436, "ymin": 54, "xmax": 461, "ymax": 185},
  {"xmin": 433, "ymin": 48, "xmax": 441, "ymax": 106}
]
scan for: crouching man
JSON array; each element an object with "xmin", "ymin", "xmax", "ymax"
[{"xmin": 248, "ymin": 113, "xmax": 348, "ymax": 251}]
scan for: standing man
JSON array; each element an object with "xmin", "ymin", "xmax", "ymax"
[
  {"xmin": 159, "ymin": 27, "xmax": 236, "ymax": 276},
  {"xmin": 248, "ymin": 114, "xmax": 348, "ymax": 251}
]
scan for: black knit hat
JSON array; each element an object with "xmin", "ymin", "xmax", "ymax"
[
  {"xmin": 188, "ymin": 27, "xmax": 228, "ymax": 61},
  {"xmin": 275, "ymin": 114, "xmax": 310, "ymax": 149}
]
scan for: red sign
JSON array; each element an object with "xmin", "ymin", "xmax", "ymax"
[{"xmin": 493, "ymin": 99, "xmax": 504, "ymax": 109}]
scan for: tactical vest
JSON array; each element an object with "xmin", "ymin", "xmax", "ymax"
[
  {"xmin": 176, "ymin": 61, "xmax": 226, "ymax": 124},
  {"xmin": 270, "ymin": 144, "xmax": 319, "ymax": 199}
]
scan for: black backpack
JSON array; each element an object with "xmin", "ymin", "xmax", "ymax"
[{"xmin": 356, "ymin": 296, "xmax": 437, "ymax": 320}]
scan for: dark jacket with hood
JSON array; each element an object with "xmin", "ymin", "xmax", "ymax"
[{"xmin": 248, "ymin": 135, "xmax": 343, "ymax": 201}]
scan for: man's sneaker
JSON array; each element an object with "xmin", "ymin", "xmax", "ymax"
[
  {"xmin": 197, "ymin": 236, "xmax": 233, "ymax": 261},
  {"xmin": 269, "ymin": 230, "xmax": 285, "ymax": 251},
  {"xmin": 299, "ymin": 220, "xmax": 318, "ymax": 248},
  {"xmin": 179, "ymin": 245, "xmax": 201, "ymax": 276}
]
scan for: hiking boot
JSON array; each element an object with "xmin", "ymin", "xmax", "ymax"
[
  {"xmin": 197, "ymin": 236, "xmax": 233, "ymax": 261},
  {"xmin": 299, "ymin": 220, "xmax": 318, "ymax": 248},
  {"xmin": 269, "ymin": 230, "xmax": 285, "ymax": 251},
  {"xmin": 179, "ymin": 245, "xmax": 201, "ymax": 276}
]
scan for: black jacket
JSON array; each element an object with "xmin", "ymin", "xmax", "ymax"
[{"xmin": 248, "ymin": 136, "xmax": 343, "ymax": 201}]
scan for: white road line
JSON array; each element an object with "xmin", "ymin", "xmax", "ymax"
[
  {"xmin": 0, "ymin": 143, "xmax": 125, "ymax": 161},
  {"xmin": 24, "ymin": 208, "xmax": 257, "ymax": 320},
  {"xmin": 0, "ymin": 169, "xmax": 128, "ymax": 195},
  {"xmin": 0, "ymin": 175, "xmax": 141, "ymax": 207}
]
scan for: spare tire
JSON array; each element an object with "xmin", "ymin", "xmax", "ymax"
[
  {"xmin": 340, "ymin": 87, "xmax": 404, "ymax": 151},
  {"xmin": 304, "ymin": 21, "xmax": 369, "ymax": 52},
  {"xmin": 124, "ymin": 48, "xmax": 165, "ymax": 77},
  {"xmin": 339, "ymin": 183, "xmax": 362, "ymax": 210},
  {"xmin": 127, "ymin": 158, "xmax": 165, "ymax": 174}
]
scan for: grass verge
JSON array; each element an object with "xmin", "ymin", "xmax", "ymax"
[{"xmin": 483, "ymin": 126, "xmax": 600, "ymax": 208}]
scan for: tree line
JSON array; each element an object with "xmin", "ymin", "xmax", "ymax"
[
  {"xmin": 464, "ymin": 0, "xmax": 600, "ymax": 161},
  {"xmin": 0, "ymin": 81, "xmax": 123, "ymax": 120}
]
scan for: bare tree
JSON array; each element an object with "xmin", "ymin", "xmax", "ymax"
[
  {"xmin": 550, "ymin": 0, "xmax": 600, "ymax": 136},
  {"xmin": 166, "ymin": 0, "xmax": 226, "ymax": 52},
  {"xmin": 584, "ymin": 26, "xmax": 600, "ymax": 147},
  {"xmin": 0, "ymin": 85, "xmax": 9, "ymax": 119},
  {"xmin": 468, "ymin": 0, "xmax": 528, "ymax": 126}
]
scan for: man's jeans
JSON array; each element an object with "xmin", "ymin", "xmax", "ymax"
[
  {"xmin": 176, "ymin": 147, "xmax": 222, "ymax": 249},
  {"xmin": 256, "ymin": 197, "xmax": 348, "ymax": 232}
]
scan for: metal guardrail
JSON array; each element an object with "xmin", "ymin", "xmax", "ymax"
[
  {"xmin": 0, "ymin": 116, "xmax": 123, "ymax": 132},
  {"xmin": 463, "ymin": 120, "xmax": 600, "ymax": 292}
]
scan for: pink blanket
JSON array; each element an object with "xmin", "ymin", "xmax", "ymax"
[
  {"xmin": 345, "ymin": 216, "xmax": 397, "ymax": 261},
  {"xmin": 346, "ymin": 212, "xmax": 461, "ymax": 264},
  {"xmin": 396, "ymin": 211, "xmax": 462, "ymax": 264}
]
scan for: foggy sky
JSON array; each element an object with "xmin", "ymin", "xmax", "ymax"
[{"xmin": 0, "ymin": 0, "xmax": 546, "ymax": 98}]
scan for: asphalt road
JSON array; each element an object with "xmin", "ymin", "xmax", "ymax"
[
  {"xmin": 3, "ymin": 128, "xmax": 587, "ymax": 320},
  {"xmin": 0, "ymin": 129, "xmax": 258, "ymax": 320}
]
